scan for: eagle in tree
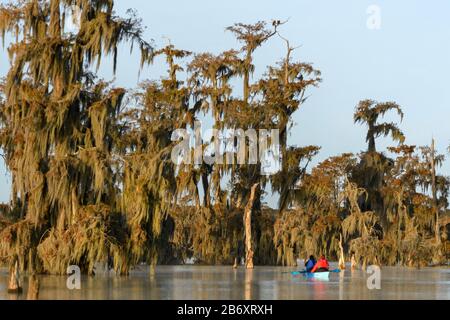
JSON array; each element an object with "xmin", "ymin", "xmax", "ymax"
[{"xmin": 272, "ymin": 20, "xmax": 282, "ymax": 27}]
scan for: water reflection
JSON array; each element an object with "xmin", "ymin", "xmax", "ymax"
[
  {"xmin": 0, "ymin": 265, "xmax": 448, "ymax": 300},
  {"xmin": 245, "ymin": 269, "xmax": 253, "ymax": 300},
  {"xmin": 339, "ymin": 270, "xmax": 345, "ymax": 300}
]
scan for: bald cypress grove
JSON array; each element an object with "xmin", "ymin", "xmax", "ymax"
[{"xmin": 0, "ymin": 2, "xmax": 448, "ymax": 290}]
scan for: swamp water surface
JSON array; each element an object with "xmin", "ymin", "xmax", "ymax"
[{"xmin": 0, "ymin": 264, "xmax": 448, "ymax": 300}]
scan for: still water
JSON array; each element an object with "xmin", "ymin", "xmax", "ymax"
[{"xmin": 0, "ymin": 264, "xmax": 449, "ymax": 300}]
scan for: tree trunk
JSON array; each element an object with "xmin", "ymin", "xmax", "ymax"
[
  {"xmin": 244, "ymin": 183, "xmax": 259, "ymax": 269},
  {"xmin": 430, "ymin": 139, "xmax": 440, "ymax": 245},
  {"xmin": 243, "ymin": 68, "xmax": 250, "ymax": 104},
  {"xmin": 233, "ymin": 257, "xmax": 238, "ymax": 269},
  {"xmin": 201, "ymin": 171, "xmax": 210, "ymax": 207},
  {"xmin": 8, "ymin": 260, "xmax": 22, "ymax": 294},
  {"xmin": 368, "ymin": 135, "xmax": 376, "ymax": 153},
  {"xmin": 338, "ymin": 234, "xmax": 346, "ymax": 270},
  {"xmin": 351, "ymin": 255, "xmax": 357, "ymax": 271},
  {"xmin": 71, "ymin": 186, "xmax": 78, "ymax": 225},
  {"xmin": 430, "ymin": 139, "xmax": 443, "ymax": 264}
]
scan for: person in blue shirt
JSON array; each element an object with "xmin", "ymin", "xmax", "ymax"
[{"xmin": 305, "ymin": 255, "xmax": 317, "ymax": 273}]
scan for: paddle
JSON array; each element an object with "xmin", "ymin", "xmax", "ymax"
[
  {"xmin": 290, "ymin": 270, "xmax": 307, "ymax": 275},
  {"xmin": 329, "ymin": 269, "xmax": 342, "ymax": 273}
]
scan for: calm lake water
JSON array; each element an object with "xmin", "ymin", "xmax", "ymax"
[{"xmin": 0, "ymin": 264, "xmax": 449, "ymax": 300}]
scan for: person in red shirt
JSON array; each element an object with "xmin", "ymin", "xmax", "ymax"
[{"xmin": 311, "ymin": 255, "xmax": 330, "ymax": 273}]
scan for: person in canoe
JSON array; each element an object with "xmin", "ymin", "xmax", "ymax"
[
  {"xmin": 305, "ymin": 255, "xmax": 317, "ymax": 273},
  {"xmin": 311, "ymin": 255, "xmax": 330, "ymax": 273}
]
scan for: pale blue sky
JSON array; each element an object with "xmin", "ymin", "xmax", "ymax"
[{"xmin": 1, "ymin": 0, "xmax": 450, "ymax": 203}]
